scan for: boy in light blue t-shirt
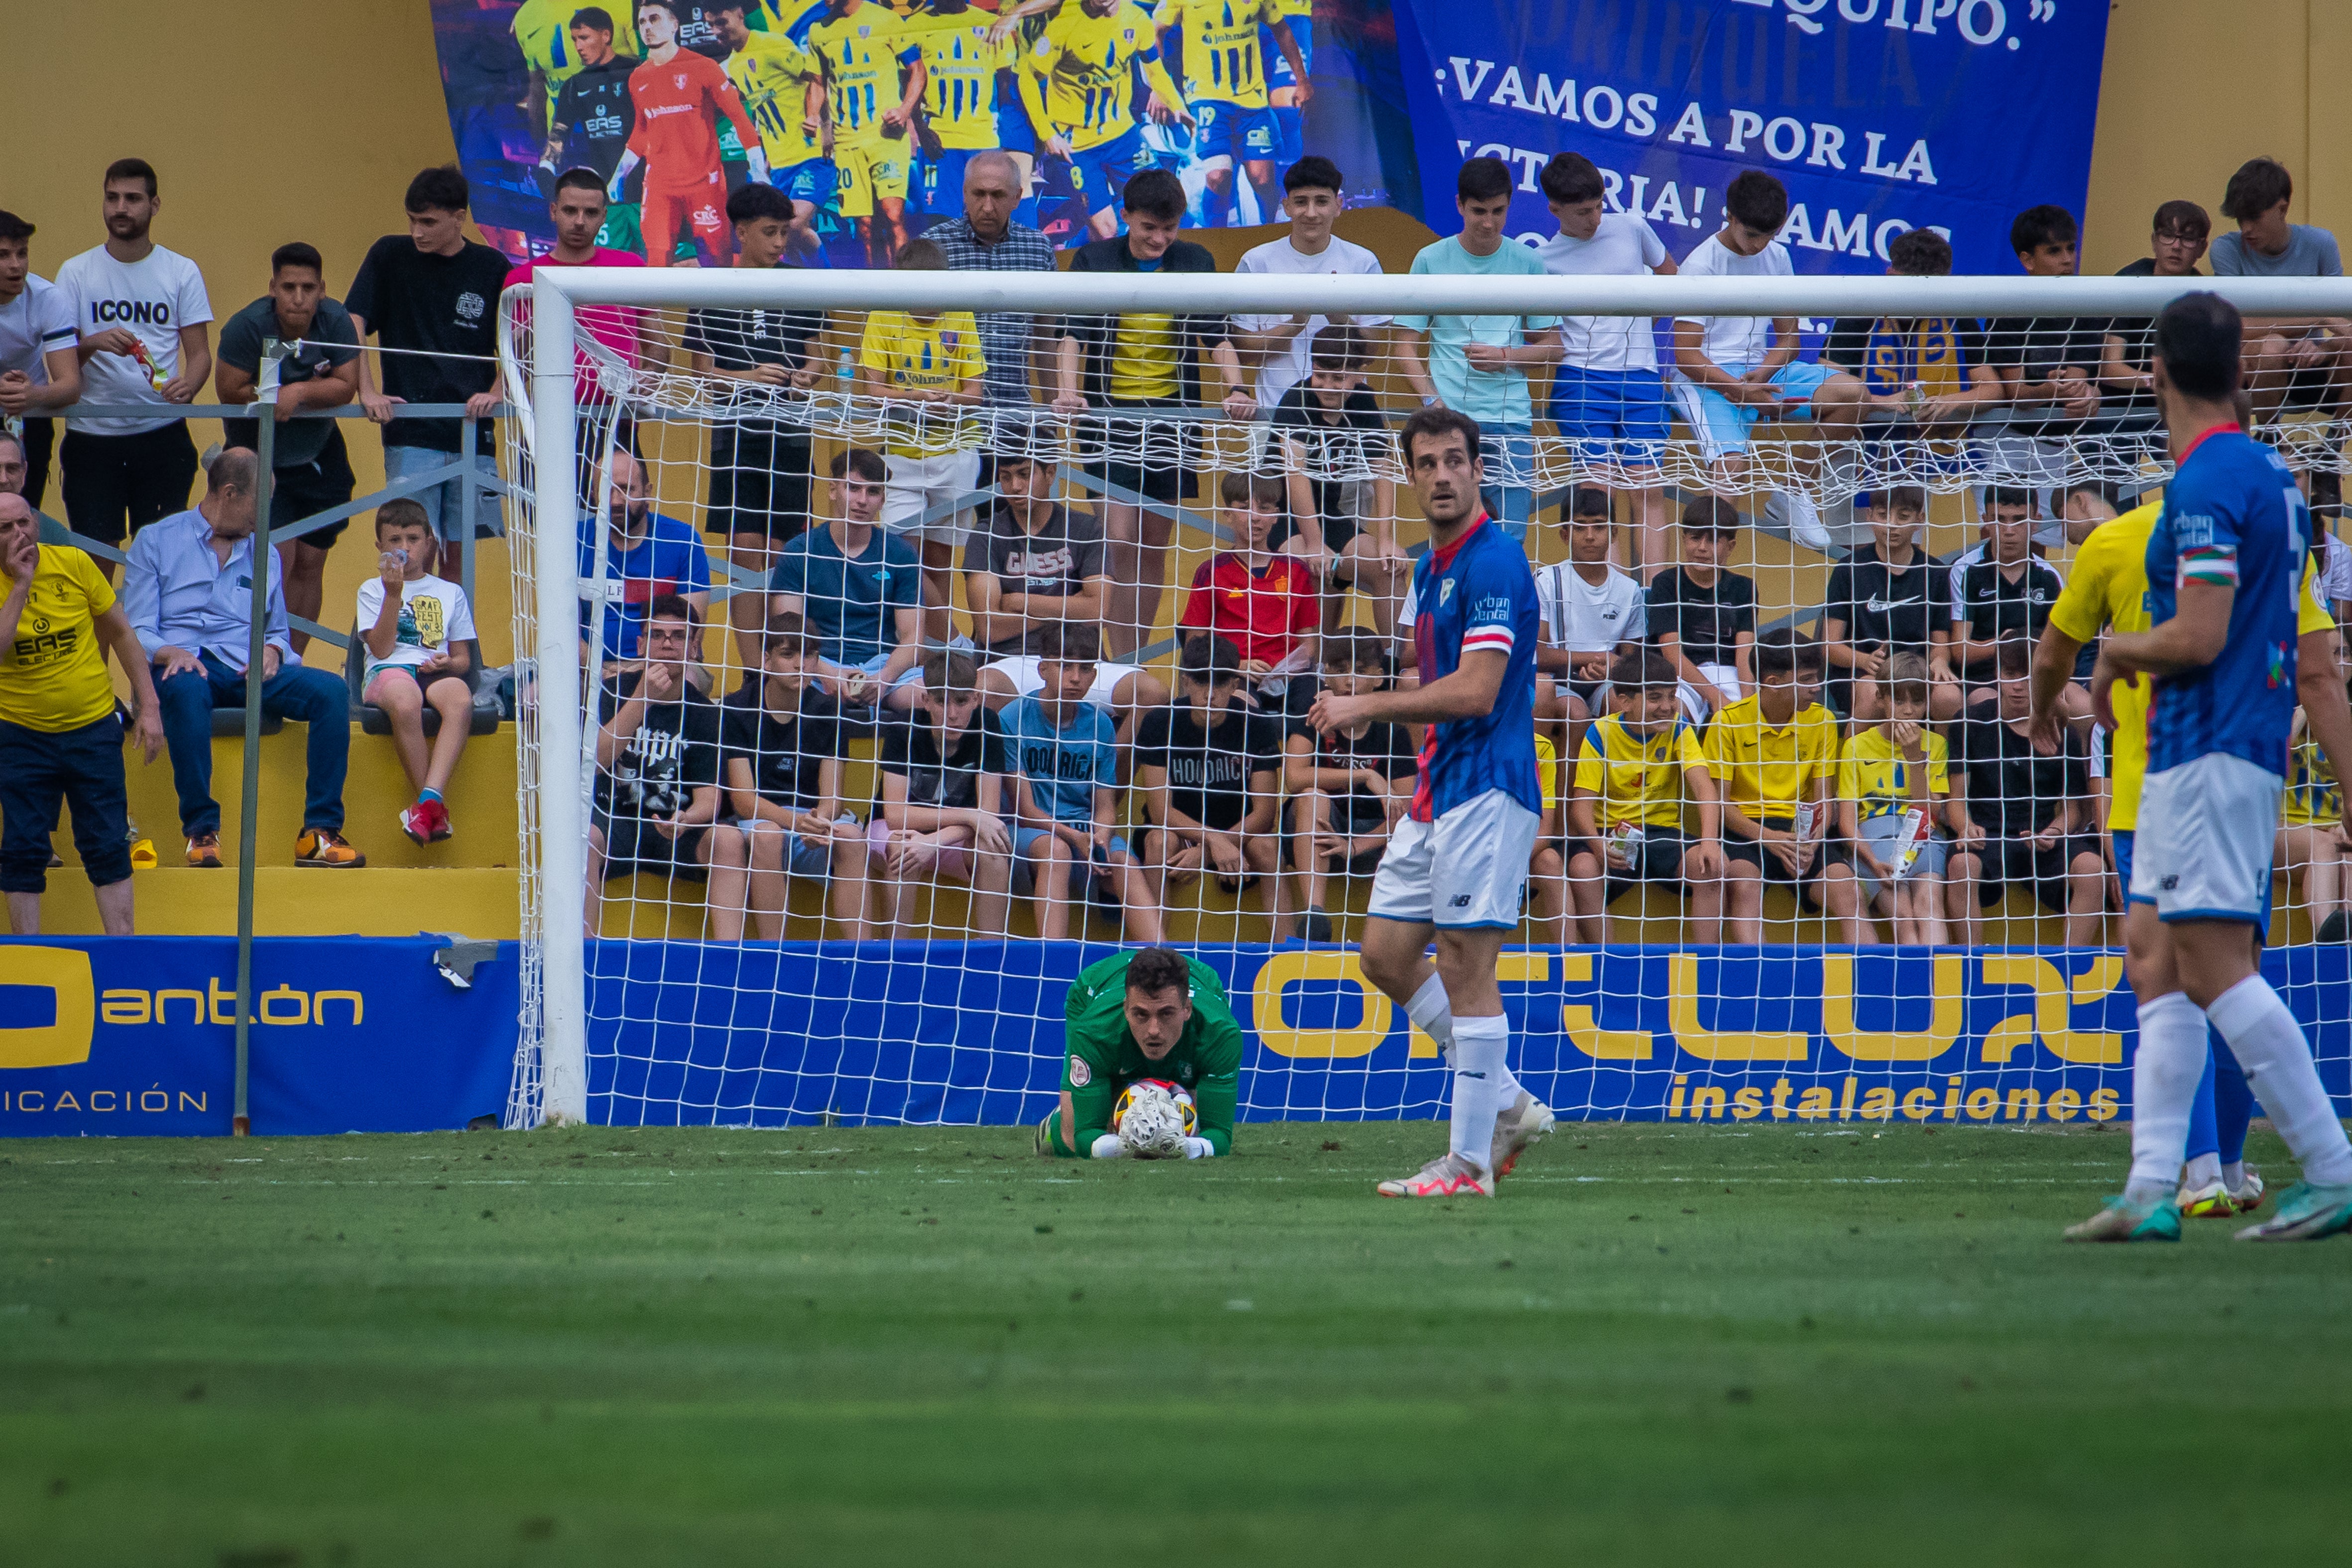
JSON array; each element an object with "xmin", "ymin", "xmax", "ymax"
[
  {"xmin": 1394, "ymin": 157, "xmax": 1563, "ymax": 541},
  {"xmin": 1002, "ymin": 622, "xmax": 1162, "ymax": 941}
]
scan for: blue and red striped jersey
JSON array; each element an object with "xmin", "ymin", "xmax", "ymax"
[{"xmin": 1408, "ymin": 517, "xmax": 1541, "ymax": 822}]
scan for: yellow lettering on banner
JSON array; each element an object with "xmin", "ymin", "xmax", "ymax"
[
  {"xmin": 1667, "ymin": 955, "xmax": 1809, "ymax": 1061},
  {"xmin": 1857, "ymin": 1086, "xmax": 1896, "ymax": 1120},
  {"xmin": 1794, "ymin": 1086, "xmax": 1834, "ymax": 1119},
  {"xmin": 2047, "ymin": 1088, "xmax": 2083, "ymax": 1121},
  {"xmin": 2006, "ymin": 1087, "xmax": 2042, "ymax": 1120},
  {"xmin": 1730, "ymin": 1086, "xmax": 1764, "ymax": 1120},
  {"xmin": 1964, "ymin": 1087, "xmax": 1999, "ymax": 1120},
  {"xmin": 2089, "ymin": 1087, "xmax": 2121, "ymax": 1121},
  {"xmin": 100, "ymin": 989, "xmax": 152, "ymax": 1026},
  {"xmin": 1979, "ymin": 955, "xmax": 2123, "ymax": 1064},
  {"xmin": 155, "ymin": 988, "xmax": 203, "ymax": 1026},
  {"xmin": 1558, "ymin": 954, "xmax": 1652, "ymax": 1060},
  {"xmin": 209, "ymin": 974, "xmax": 241, "ymax": 1026},
  {"xmin": 0, "ymin": 946, "xmax": 95, "ymax": 1068},
  {"xmin": 1253, "ymin": 952, "xmax": 1391, "ymax": 1060},
  {"xmin": 314, "ymin": 991, "xmax": 364, "ymax": 1027},
  {"xmin": 259, "ymin": 985, "xmax": 310, "ymax": 1027},
  {"xmin": 1900, "ymin": 1086, "xmax": 1937, "ymax": 1120},
  {"xmin": 1822, "ymin": 956, "xmax": 1964, "ymax": 1061}
]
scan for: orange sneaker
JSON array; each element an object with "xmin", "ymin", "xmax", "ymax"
[
  {"xmin": 186, "ymin": 834, "xmax": 224, "ymax": 868},
  {"xmin": 294, "ymin": 827, "xmax": 365, "ymax": 867},
  {"xmin": 1376, "ymin": 1153, "xmax": 1495, "ymax": 1200}
]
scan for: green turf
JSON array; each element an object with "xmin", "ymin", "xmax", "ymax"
[{"xmin": 4, "ymin": 1121, "xmax": 2351, "ymax": 1566}]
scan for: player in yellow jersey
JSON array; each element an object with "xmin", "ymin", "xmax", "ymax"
[
  {"xmin": 906, "ymin": 0, "xmax": 1010, "ymax": 217},
  {"xmin": 807, "ymin": 0, "xmax": 928, "ymax": 264},
  {"xmin": 2033, "ymin": 496, "xmax": 2336, "ymax": 1220},
  {"xmin": 1155, "ymin": 0, "xmax": 1304, "ymax": 227},
  {"xmin": 514, "ymin": 0, "xmax": 642, "ymax": 139},
  {"xmin": 1022, "ymin": 0, "xmax": 1192, "ymax": 241},
  {"xmin": 2277, "ymin": 645, "xmax": 2352, "ymax": 943},
  {"xmin": 712, "ymin": 3, "xmax": 829, "ymax": 251},
  {"xmin": 1259, "ymin": 0, "xmax": 1313, "ymax": 165}
]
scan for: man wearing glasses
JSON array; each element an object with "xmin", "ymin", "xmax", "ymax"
[{"xmin": 2100, "ymin": 201, "xmax": 2211, "ymax": 432}]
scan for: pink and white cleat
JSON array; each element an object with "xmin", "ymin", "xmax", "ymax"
[{"xmin": 1376, "ymin": 1152, "xmax": 1495, "ymax": 1199}]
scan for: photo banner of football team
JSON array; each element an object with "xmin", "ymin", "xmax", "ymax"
[{"xmin": 431, "ymin": 0, "xmax": 2106, "ymax": 270}]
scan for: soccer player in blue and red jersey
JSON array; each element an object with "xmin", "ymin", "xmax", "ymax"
[
  {"xmin": 1307, "ymin": 407, "xmax": 1551, "ymax": 1199},
  {"xmin": 2071, "ymin": 292, "xmax": 2352, "ymax": 1242}
]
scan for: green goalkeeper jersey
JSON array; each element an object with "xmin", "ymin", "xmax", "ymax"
[{"xmin": 1055, "ymin": 951, "xmax": 1244, "ymax": 1156}]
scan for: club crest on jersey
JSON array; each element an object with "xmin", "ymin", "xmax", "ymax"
[
  {"xmin": 673, "ymin": 73, "xmax": 688, "ymax": 88},
  {"xmin": 1438, "ymin": 579, "xmax": 1454, "ymax": 606},
  {"xmin": 1069, "ymin": 1055, "xmax": 1091, "ymax": 1087}
]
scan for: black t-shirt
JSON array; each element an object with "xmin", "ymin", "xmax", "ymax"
[
  {"xmin": 1289, "ymin": 718, "xmax": 1416, "ymax": 825},
  {"xmin": 1981, "ymin": 314, "xmax": 2111, "ymax": 435},
  {"xmin": 2102, "ymin": 258, "xmax": 2195, "ymax": 413},
  {"xmin": 718, "ymin": 684, "xmax": 844, "ymax": 814},
  {"xmin": 876, "ymin": 709, "xmax": 1009, "ymax": 813},
  {"xmin": 1821, "ymin": 544, "xmax": 1951, "ymax": 655},
  {"xmin": 1135, "ymin": 700, "xmax": 1286, "ymax": 831},
  {"xmin": 668, "ymin": 2, "xmax": 733, "ymax": 61},
  {"xmin": 1645, "ymin": 567, "xmax": 1757, "ymax": 667},
  {"xmin": 961, "ymin": 502, "xmax": 1107, "ymax": 655},
  {"xmin": 1955, "ymin": 713, "xmax": 2088, "ymax": 839},
  {"xmin": 1272, "ymin": 383, "xmax": 1387, "ymax": 537},
  {"xmin": 551, "ymin": 55, "xmax": 640, "ymax": 184},
  {"xmin": 1953, "ymin": 555, "xmax": 2066, "ymax": 680},
  {"xmin": 345, "ymin": 235, "xmax": 509, "ymax": 453},
  {"xmin": 682, "ymin": 298, "xmax": 825, "ymax": 375},
  {"xmin": 595, "ymin": 671, "xmax": 722, "ymax": 822}
]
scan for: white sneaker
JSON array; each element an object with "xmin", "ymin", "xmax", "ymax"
[
  {"xmin": 1490, "ymin": 1091, "xmax": 1555, "ymax": 1180},
  {"xmin": 1769, "ymin": 490, "xmax": 1834, "ymax": 552},
  {"xmin": 1375, "ymin": 1152, "xmax": 1495, "ymax": 1199}
]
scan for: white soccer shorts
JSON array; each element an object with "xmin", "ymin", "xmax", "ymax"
[
  {"xmin": 881, "ymin": 449, "xmax": 983, "ymax": 548},
  {"xmin": 2131, "ymin": 751, "xmax": 2282, "ymax": 925},
  {"xmin": 1366, "ymin": 788, "xmax": 1540, "ymax": 930}
]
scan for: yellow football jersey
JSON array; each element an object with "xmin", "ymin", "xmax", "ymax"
[
  {"xmin": 1574, "ymin": 715, "xmax": 1707, "ymax": 831},
  {"xmin": 809, "ymin": 3, "xmax": 922, "ymax": 149},
  {"xmin": 913, "ymin": 11, "xmax": 1007, "ymax": 151},
  {"xmin": 1839, "ymin": 726, "xmax": 1950, "ymax": 823},
  {"xmin": 2051, "ymin": 501, "xmax": 2332, "ymax": 833},
  {"xmin": 1027, "ymin": 2, "xmax": 1172, "ymax": 150},
  {"xmin": 1700, "ymin": 693, "xmax": 1839, "ymax": 823},
  {"xmin": 1165, "ymin": 0, "xmax": 1280, "ymax": 109},
  {"xmin": 0, "ymin": 544, "xmax": 119, "ymax": 732},
  {"xmin": 2283, "ymin": 729, "xmax": 2343, "ymax": 827},
  {"xmin": 728, "ymin": 32, "xmax": 824, "ymax": 166},
  {"xmin": 860, "ymin": 310, "xmax": 988, "ymax": 455}
]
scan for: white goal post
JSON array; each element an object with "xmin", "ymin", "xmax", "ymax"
[{"xmin": 501, "ymin": 265, "xmax": 2352, "ymax": 1132}]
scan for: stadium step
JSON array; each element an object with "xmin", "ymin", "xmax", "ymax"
[{"xmin": 35, "ymin": 866, "xmax": 521, "ymax": 938}]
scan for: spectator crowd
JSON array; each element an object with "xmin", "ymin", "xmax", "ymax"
[{"xmin": 1, "ymin": 140, "xmax": 2348, "ymax": 949}]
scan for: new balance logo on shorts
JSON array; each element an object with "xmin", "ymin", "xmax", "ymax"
[
  {"xmin": 1449, "ymin": 894, "xmax": 1472, "ymax": 908},
  {"xmin": 2162, "ymin": 875, "xmax": 2180, "ymax": 890}
]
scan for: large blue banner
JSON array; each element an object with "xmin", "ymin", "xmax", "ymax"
[
  {"xmin": 582, "ymin": 941, "xmax": 2352, "ymax": 1129},
  {"xmin": 0, "ymin": 938, "xmax": 518, "ymax": 1138},
  {"xmin": 1393, "ymin": 0, "xmax": 2109, "ymax": 271}
]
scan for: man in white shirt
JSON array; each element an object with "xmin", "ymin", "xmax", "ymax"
[
  {"xmin": 1669, "ymin": 170, "xmax": 1864, "ymax": 553},
  {"xmin": 0, "ymin": 211, "xmax": 84, "ymax": 513},
  {"xmin": 54, "ymin": 159, "xmax": 213, "ymax": 569},
  {"xmin": 1533, "ymin": 486, "xmax": 1644, "ymax": 753},
  {"xmin": 1229, "ymin": 156, "xmax": 1391, "ymax": 414},
  {"xmin": 1534, "ymin": 152, "xmax": 1677, "ymax": 578}
]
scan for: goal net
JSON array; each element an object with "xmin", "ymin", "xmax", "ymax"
[{"xmin": 497, "ymin": 265, "xmax": 2352, "ymax": 1132}]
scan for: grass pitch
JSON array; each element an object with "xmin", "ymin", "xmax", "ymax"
[{"xmin": 5, "ymin": 1121, "xmax": 2352, "ymax": 1566}]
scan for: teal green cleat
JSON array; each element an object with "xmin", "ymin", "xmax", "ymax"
[
  {"xmin": 2064, "ymin": 1194, "xmax": 2183, "ymax": 1242},
  {"xmin": 2234, "ymin": 1181, "xmax": 2352, "ymax": 1241}
]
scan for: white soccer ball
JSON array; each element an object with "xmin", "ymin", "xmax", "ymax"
[
  {"xmin": 1117, "ymin": 1095, "xmax": 1188, "ymax": 1160},
  {"xmin": 1113, "ymin": 1078, "xmax": 1196, "ymax": 1135}
]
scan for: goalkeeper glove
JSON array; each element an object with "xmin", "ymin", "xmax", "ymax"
[
  {"xmin": 1089, "ymin": 1133, "xmax": 1125, "ymax": 1159},
  {"xmin": 1182, "ymin": 1137, "xmax": 1215, "ymax": 1159}
]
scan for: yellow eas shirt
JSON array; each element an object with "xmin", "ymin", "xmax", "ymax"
[
  {"xmin": 1701, "ymin": 694, "xmax": 1839, "ymax": 823},
  {"xmin": 809, "ymin": 4, "xmax": 920, "ymax": 149},
  {"xmin": 1024, "ymin": 2, "xmax": 1181, "ymax": 151},
  {"xmin": 2049, "ymin": 501, "xmax": 2332, "ymax": 832},
  {"xmin": 1165, "ymin": 0, "xmax": 1282, "ymax": 109},
  {"xmin": 727, "ymin": 32, "xmax": 824, "ymax": 167},
  {"xmin": 1574, "ymin": 714, "xmax": 1707, "ymax": 830},
  {"xmin": 0, "ymin": 544, "xmax": 120, "ymax": 733},
  {"xmin": 1109, "ymin": 314, "xmax": 1181, "ymax": 401},
  {"xmin": 1839, "ymin": 726, "xmax": 1950, "ymax": 823},
  {"xmin": 912, "ymin": 12, "xmax": 1007, "ymax": 152},
  {"xmin": 859, "ymin": 309, "xmax": 987, "ymax": 456}
]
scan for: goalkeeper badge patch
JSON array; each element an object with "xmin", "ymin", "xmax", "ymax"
[{"xmin": 1069, "ymin": 1056, "xmax": 1091, "ymax": 1087}]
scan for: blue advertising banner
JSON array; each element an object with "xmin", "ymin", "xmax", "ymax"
[
  {"xmin": 0, "ymin": 938, "xmax": 518, "ymax": 1138},
  {"xmin": 582, "ymin": 941, "xmax": 2352, "ymax": 1129},
  {"xmin": 1392, "ymin": 0, "xmax": 2112, "ymax": 271}
]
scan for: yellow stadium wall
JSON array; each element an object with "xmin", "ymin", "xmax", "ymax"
[{"xmin": 4, "ymin": 0, "xmax": 2345, "ymax": 940}]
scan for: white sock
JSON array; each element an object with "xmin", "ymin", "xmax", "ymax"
[
  {"xmin": 2182, "ymin": 1152, "xmax": 2222, "ymax": 1190},
  {"xmin": 1449, "ymin": 1014, "xmax": 1510, "ymax": 1177},
  {"xmin": 2126, "ymin": 993, "xmax": 2208, "ymax": 1204},
  {"xmin": 2224, "ymin": 1159, "xmax": 2246, "ymax": 1190},
  {"xmin": 2206, "ymin": 975, "xmax": 2352, "ymax": 1187}
]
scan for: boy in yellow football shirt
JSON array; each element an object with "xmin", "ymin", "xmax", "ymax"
[
  {"xmin": 1704, "ymin": 626, "xmax": 1868, "ymax": 942},
  {"xmin": 1838, "ymin": 652, "xmax": 1964, "ymax": 946},
  {"xmin": 858, "ymin": 237, "xmax": 987, "ymax": 642},
  {"xmin": 0, "ymin": 496, "xmax": 164, "ymax": 934},
  {"xmin": 1565, "ymin": 646, "xmax": 1723, "ymax": 943}
]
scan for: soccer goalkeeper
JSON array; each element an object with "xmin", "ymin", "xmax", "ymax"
[{"xmin": 1036, "ymin": 947, "xmax": 1240, "ymax": 1160}]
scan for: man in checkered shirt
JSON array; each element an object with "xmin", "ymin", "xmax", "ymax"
[{"xmin": 924, "ymin": 150, "xmax": 1053, "ymax": 409}]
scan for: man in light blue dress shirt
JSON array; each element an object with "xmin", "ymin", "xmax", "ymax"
[{"xmin": 120, "ymin": 447, "xmax": 362, "ymax": 867}]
